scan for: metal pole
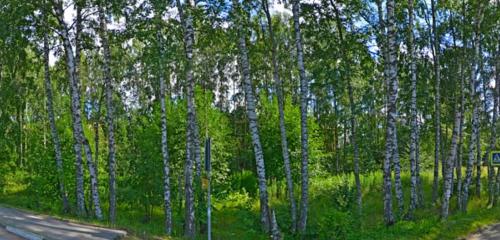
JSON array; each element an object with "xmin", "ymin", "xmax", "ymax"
[
  {"xmin": 207, "ymin": 170, "xmax": 211, "ymax": 240},
  {"xmin": 205, "ymin": 138, "xmax": 211, "ymax": 240}
]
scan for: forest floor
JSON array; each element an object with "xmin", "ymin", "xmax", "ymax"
[{"xmin": 1, "ymin": 170, "xmax": 500, "ymax": 239}]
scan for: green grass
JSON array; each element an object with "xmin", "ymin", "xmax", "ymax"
[{"xmin": 1, "ymin": 169, "xmax": 500, "ymax": 239}]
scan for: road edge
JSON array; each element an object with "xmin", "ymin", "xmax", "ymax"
[{"xmin": 5, "ymin": 225, "xmax": 45, "ymax": 240}]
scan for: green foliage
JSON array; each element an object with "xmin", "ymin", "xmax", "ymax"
[
  {"xmin": 195, "ymin": 87, "xmax": 232, "ymax": 187},
  {"xmin": 258, "ymin": 94, "xmax": 327, "ymax": 180},
  {"xmin": 314, "ymin": 208, "xmax": 354, "ymax": 239},
  {"xmin": 230, "ymin": 170, "xmax": 258, "ymax": 197},
  {"xmin": 330, "ymin": 178, "xmax": 357, "ymax": 211}
]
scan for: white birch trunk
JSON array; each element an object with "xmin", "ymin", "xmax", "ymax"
[
  {"xmin": 233, "ymin": 0, "xmax": 271, "ymax": 231},
  {"xmin": 155, "ymin": 16, "xmax": 173, "ymax": 235},
  {"xmin": 431, "ymin": 0, "xmax": 442, "ymax": 203},
  {"xmin": 291, "ymin": 0, "xmax": 310, "ymax": 232},
  {"xmin": 98, "ymin": 4, "xmax": 117, "ymax": 224},
  {"xmin": 407, "ymin": 0, "xmax": 419, "ymax": 217},
  {"xmin": 462, "ymin": 5, "xmax": 484, "ymax": 211},
  {"xmin": 262, "ymin": 0, "xmax": 297, "ymax": 231},
  {"xmin": 177, "ymin": 0, "xmax": 198, "ymax": 236},
  {"xmin": 53, "ymin": 0, "xmax": 103, "ymax": 220},
  {"xmin": 43, "ymin": 21, "xmax": 70, "ymax": 213}
]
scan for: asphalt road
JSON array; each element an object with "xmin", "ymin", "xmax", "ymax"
[
  {"xmin": 0, "ymin": 226, "xmax": 24, "ymax": 240},
  {"xmin": 0, "ymin": 205, "xmax": 126, "ymax": 240},
  {"xmin": 466, "ymin": 224, "xmax": 500, "ymax": 240}
]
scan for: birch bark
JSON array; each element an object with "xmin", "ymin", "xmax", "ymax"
[
  {"xmin": 291, "ymin": 0, "xmax": 310, "ymax": 232},
  {"xmin": 431, "ymin": 0, "xmax": 442, "ymax": 203},
  {"xmin": 53, "ymin": 0, "xmax": 103, "ymax": 219},
  {"xmin": 407, "ymin": 0, "xmax": 419, "ymax": 218},
  {"xmin": 462, "ymin": 4, "xmax": 484, "ymax": 211},
  {"xmin": 176, "ymin": 0, "xmax": 198, "ymax": 236},
  {"xmin": 376, "ymin": 0, "xmax": 394, "ymax": 225},
  {"xmin": 98, "ymin": 4, "xmax": 117, "ymax": 223},
  {"xmin": 262, "ymin": 0, "xmax": 297, "ymax": 231},
  {"xmin": 232, "ymin": 0, "xmax": 271, "ymax": 231},
  {"xmin": 441, "ymin": 89, "xmax": 462, "ymax": 219},
  {"xmin": 43, "ymin": 19, "xmax": 70, "ymax": 213},
  {"xmin": 155, "ymin": 15, "xmax": 172, "ymax": 235}
]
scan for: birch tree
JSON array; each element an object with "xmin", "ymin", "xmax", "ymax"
[
  {"xmin": 462, "ymin": 3, "xmax": 484, "ymax": 212},
  {"xmin": 43, "ymin": 10, "xmax": 70, "ymax": 212},
  {"xmin": 176, "ymin": 0, "xmax": 198, "ymax": 236},
  {"xmin": 154, "ymin": 5, "xmax": 172, "ymax": 234},
  {"xmin": 376, "ymin": 0, "xmax": 394, "ymax": 225},
  {"xmin": 407, "ymin": 0, "xmax": 419, "ymax": 218},
  {"xmin": 382, "ymin": 0, "xmax": 402, "ymax": 224},
  {"xmin": 456, "ymin": 49, "xmax": 466, "ymax": 211},
  {"xmin": 292, "ymin": 0, "xmax": 310, "ymax": 232},
  {"xmin": 494, "ymin": 40, "xmax": 500, "ymax": 207},
  {"xmin": 431, "ymin": 0, "xmax": 442, "ymax": 203},
  {"xmin": 441, "ymin": 73, "xmax": 464, "ymax": 219},
  {"xmin": 488, "ymin": 37, "xmax": 499, "ymax": 205},
  {"xmin": 262, "ymin": 0, "xmax": 297, "ymax": 231},
  {"xmin": 52, "ymin": 0, "xmax": 103, "ymax": 219},
  {"xmin": 233, "ymin": 0, "xmax": 271, "ymax": 231},
  {"xmin": 97, "ymin": 2, "xmax": 117, "ymax": 224}
]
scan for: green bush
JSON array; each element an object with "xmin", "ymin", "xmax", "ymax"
[
  {"xmin": 330, "ymin": 178, "xmax": 356, "ymax": 211},
  {"xmin": 230, "ymin": 170, "xmax": 258, "ymax": 197},
  {"xmin": 317, "ymin": 209, "xmax": 354, "ymax": 239}
]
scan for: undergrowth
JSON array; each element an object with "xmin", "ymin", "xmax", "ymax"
[{"xmin": 1, "ymin": 169, "xmax": 499, "ymax": 239}]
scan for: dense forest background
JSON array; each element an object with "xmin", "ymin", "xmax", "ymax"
[{"xmin": 0, "ymin": 0, "xmax": 499, "ymax": 239}]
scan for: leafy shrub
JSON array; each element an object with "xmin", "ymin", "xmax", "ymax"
[
  {"xmin": 218, "ymin": 190, "xmax": 253, "ymax": 211},
  {"xmin": 330, "ymin": 177, "xmax": 357, "ymax": 211},
  {"xmin": 318, "ymin": 209, "xmax": 355, "ymax": 239},
  {"xmin": 304, "ymin": 207, "xmax": 354, "ymax": 239},
  {"xmin": 230, "ymin": 170, "xmax": 258, "ymax": 197}
]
